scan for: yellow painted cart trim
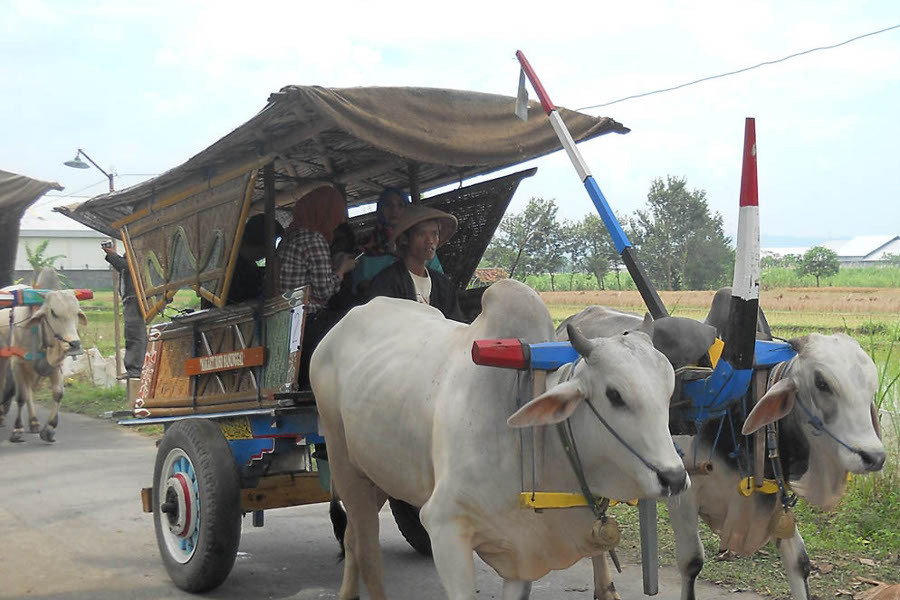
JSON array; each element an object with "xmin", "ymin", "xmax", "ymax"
[{"xmin": 518, "ymin": 492, "xmax": 638, "ymax": 510}]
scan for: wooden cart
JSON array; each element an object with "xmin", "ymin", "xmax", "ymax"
[{"xmin": 58, "ymin": 85, "xmax": 626, "ymax": 592}]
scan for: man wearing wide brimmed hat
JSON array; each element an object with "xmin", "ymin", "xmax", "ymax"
[{"xmin": 367, "ymin": 204, "xmax": 463, "ymax": 321}]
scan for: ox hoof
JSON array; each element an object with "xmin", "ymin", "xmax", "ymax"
[
  {"xmin": 40, "ymin": 427, "xmax": 56, "ymax": 443},
  {"xmin": 595, "ymin": 584, "xmax": 621, "ymax": 600},
  {"xmin": 29, "ymin": 418, "xmax": 41, "ymax": 433},
  {"xmin": 10, "ymin": 429, "xmax": 25, "ymax": 443},
  {"xmin": 0, "ymin": 415, "xmax": 5, "ymax": 427}
]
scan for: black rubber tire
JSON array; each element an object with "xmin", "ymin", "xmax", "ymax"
[
  {"xmin": 389, "ymin": 497, "xmax": 432, "ymax": 557},
  {"xmin": 153, "ymin": 419, "xmax": 242, "ymax": 592}
]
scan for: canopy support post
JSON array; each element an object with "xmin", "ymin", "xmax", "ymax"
[
  {"xmin": 408, "ymin": 162, "xmax": 420, "ymax": 203},
  {"xmin": 264, "ymin": 163, "xmax": 277, "ymax": 298}
]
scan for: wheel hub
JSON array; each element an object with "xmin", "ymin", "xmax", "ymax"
[{"xmin": 164, "ymin": 472, "xmax": 197, "ymax": 539}]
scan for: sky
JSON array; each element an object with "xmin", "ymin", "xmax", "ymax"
[{"xmin": 3, "ymin": 0, "xmax": 899, "ymax": 247}]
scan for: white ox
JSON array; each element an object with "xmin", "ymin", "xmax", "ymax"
[
  {"xmin": 311, "ymin": 279, "xmax": 688, "ymax": 600},
  {"xmin": 559, "ymin": 305, "xmax": 885, "ymax": 600},
  {"xmin": 0, "ymin": 274, "xmax": 86, "ymax": 442}
]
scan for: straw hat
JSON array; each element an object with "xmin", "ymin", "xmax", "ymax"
[{"xmin": 390, "ymin": 204, "xmax": 458, "ymax": 248}]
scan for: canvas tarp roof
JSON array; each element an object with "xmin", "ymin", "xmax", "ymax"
[
  {"xmin": 0, "ymin": 170, "xmax": 63, "ymax": 287},
  {"xmin": 58, "ymin": 85, "xmax": 627, "ymax": 237},
  {"xmin": 0, "ymin": 170, "xmax": 62, "ymax": 214}
]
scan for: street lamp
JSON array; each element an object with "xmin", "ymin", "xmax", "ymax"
[
  {"xmin": 63, "ymin": 147, "xmax": 122, "ymax": 377},
  {"xmin": 64, "ymin": 149, "xmax": 114, "ymax": 192}
]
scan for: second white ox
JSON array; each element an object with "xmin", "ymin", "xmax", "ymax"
[{"xmin": 311, "ymin": 279, "xmax": 688, "ymax": 600}]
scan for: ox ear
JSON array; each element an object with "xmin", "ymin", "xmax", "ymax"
[
  {"xmin": 78, "ymin": 310, "xmax": 88, "ymax": 327},
  {"xmin": 24, "ymin": 304, "xmax": 48, "ymax": 327},
  {"xmin": 742, "ymin": 378, "xmax": 797, "ymax": 435},
  {"xmin": 871, "ymin": 402, "xmax": 882, "ymax": 440},
  {"xmin": 567, "ymin": 323, "xmax": 593, "ymax": 358},
  {"xmin": 507, "ymin": 381, "xmax": 585, "ymax": 428}
]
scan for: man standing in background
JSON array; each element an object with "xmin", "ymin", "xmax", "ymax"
[{"xmin": 102, "ymin": 243, "xmax": 146, "ymax": 378}]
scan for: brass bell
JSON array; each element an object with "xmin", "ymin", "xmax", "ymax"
[
  {"xmin": 772, "ymin": 508, "xmax": 796, "ymax": 539},
  {"xmin": 591, "ymin": 515, "xmax": 621, "ymax": 550}
]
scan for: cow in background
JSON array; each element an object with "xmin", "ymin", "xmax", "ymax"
[
  {"xmin": 312, "ymin": 279, "xmax": 688, "ymax": 600},
  {"xmin": 0, "ymin": 268, "xmax": 87, "ymax": 442},
  {"xmin": 560, "ymin": 294, "xmax": 885, "ymax": 600}
]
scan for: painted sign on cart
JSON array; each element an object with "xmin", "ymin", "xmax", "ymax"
[{"xmin": 185, "ymin": 347, "xmax": 265, "ymax": 376}]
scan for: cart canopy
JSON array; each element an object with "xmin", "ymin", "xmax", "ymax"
[
  {"xmin": 57, "ymin": 85, "xmax": 627, "ymax": 236},
  {"xmin": 1, "ymin": 170, "xmax": 63, "ymax": 287},
  {"xmin": 55, "ymin": 85, "xmax": 626, "ymax": 316}
]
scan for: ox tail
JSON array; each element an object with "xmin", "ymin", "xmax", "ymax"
[{"xmin": 329, "ymin": 478, "xmax": 347, "ymax": 561}]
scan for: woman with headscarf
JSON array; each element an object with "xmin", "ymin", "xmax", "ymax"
[
  {"xmin": 277, "ymin": 185, "xmax": 356, "ymax": 387},
  {"xmin": 352, "ymin": 188, "xmax": 443, "ymax": 293}
]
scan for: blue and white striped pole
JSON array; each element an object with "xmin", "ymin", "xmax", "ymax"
[
  {"xmin": 515, "ymin": 50, "xmax": 662, "ymax": 595},
  {"xmin": 515, "ymin": 50, "xmax": 668, "ymax": 320}
]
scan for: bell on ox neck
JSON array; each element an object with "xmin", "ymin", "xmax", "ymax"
[
  {"xmin": 772, "ymin": 508, "xmax": 797, "ymax": 539},
  {"xmin": 591, "ymin": 515, "xmax": 621, "ymax": 550}
]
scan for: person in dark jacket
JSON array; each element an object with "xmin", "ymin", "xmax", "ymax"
[
  {"xmin": 367, "ymin": 205, "xmax": 463, "ymax": 321},
  {"xmin": 227, "ymin": 214, "xmax": 284, "ymax": 305},
  {"xmin": 102, "ymin": 244, "xmax": 147, "ymax": 378}
]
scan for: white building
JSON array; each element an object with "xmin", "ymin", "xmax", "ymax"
[
  {"xmin": 822, "ymin": 236, "xmax": 900, "ymax": 268},
  {"xmin": 15, "ymin": 205, "xmax": 114, "ymax": 288},
  {"xmin": 762, "ymin": 235, "xmax": 900, "ymax": 268}
]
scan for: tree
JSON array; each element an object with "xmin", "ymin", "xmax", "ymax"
[
  {"xmin": 629, "ymin": 176, "xmax": 733, "ymax": 291},
  {"xmin": 881, "ymin": 252, "xmax": 900, "ymax": 267},
  {"xmin": 577, "ymin": 214, "xmax": 623, "ymax": 290},
  {"xmin": 797, "ymin": 246, "xmax": 839, "ymax": 287},
  {"xmin": 482, "ymin": 197, "xmax": 560, "ymax": 282}
]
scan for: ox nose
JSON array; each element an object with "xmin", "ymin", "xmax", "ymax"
[
  {"xmin": 859, "ymin": 450, "xmax": 886, "ymax": 472},
  {"xmin": 657, "ymin": 468, "xmax": 688, "ymax": 496}
]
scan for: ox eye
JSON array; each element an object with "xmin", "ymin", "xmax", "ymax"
[
  {"xmin": 606, "ymin": 387, "xmax": 626, "ymax": 409},
  {"xmin": 51, "ymin": 309, "xmax": 58, "ymax": 318},
  {"xmin": 814, "ymin": 373, "xmax": 831, "ymax": 393}
]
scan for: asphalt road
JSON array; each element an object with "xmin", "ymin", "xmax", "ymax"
[{"xmin": 0, "ymin": 408, "xmax": 764, "ymax": 600}]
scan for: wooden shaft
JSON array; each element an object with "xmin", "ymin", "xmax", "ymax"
[{"xmin": 264, "ymin": 163, "xmax": 277, "ymax": 297}]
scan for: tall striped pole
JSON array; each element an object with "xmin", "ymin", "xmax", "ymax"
[
  {"xmin": 723, "ymin": 118, "xmax": 760, "ymax": 370},
  {"xmin": 515, "ymin": 50, "xmax": 661, "ymax": 595},
  {"xmin": 515, "ymin": 50, "xmax": 668, "ymax": 320}
]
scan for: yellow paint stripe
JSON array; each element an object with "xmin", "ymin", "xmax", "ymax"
[
  {"xmin": 708, "ymin": 338, "xmax": 725, "ymax": 368},
  {"xmin": 518, "ymin": 492, "xmax": 638, "ymax": 509},
  {"xmin": 738, "ymin": 476, "xmax": 782, "ymax": 496}
]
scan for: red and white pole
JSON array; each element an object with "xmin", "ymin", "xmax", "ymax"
[{"xmin": 723, "ymin": 118, "xmax": 761, "ymax": 370}]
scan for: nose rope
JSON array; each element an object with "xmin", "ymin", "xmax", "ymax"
[
  {"xmin": 770, "ymin": 359, "xmax": 866, "ymax": 458},
  {"xmin": 41, "ymin": 316, "xmax": 79, "ymax": 348},
  {"xmin": 566, "ymin": 357, "xmax": 667, "ymax": 477}
]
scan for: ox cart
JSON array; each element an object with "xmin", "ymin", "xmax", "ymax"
[{"xmin": 59, "ymin": 85, "xmax": 627, "ymax": 592}]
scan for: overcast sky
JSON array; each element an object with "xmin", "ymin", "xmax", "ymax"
[{"xmin": 3, "ymin": 1, "xmax": 898, "ymax": 246}]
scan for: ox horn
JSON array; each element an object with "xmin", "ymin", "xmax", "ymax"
[
  {"xmin": 567, "ymin": 323, "xmax": 594, "ymax": 358},
  {"xmin": 788, "ymin": 336, "xmax": 809, "ymax": 354}
]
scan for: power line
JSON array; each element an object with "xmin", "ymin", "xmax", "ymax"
[{"xmin": 577, "ymin": 23, "xmax": 900, "ymax": 111}]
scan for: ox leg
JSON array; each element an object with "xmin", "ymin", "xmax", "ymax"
[
  {"xmin": 776, "ymin": 529, "xmax": 811, "ymax": 600},
  {"xmin": 339, "ymin": 519, "xmax": 361, "ymax": 600},
  {"xmin": 40, "ymin": 369, "xmax": 63, "ymax": 443},
  {"xmin": 592, "ymin": 554, "xmax": 621, "ymax": 600},
  {"xmin": 420, "ymin": 499, "xmax": 477, "ymax": 600},
  {"xmin": 8, "ymin": 362, "xmax": 30, "ymax": 443},
  {"xmin": 666, "ymin": 491, "xmax": 705, "ymax": 600},
  {"xmin": 501, "ymin": 579, "xmax": 532, "ymax": 600},
  {"xmin": 330, "ymin": 466, "xmax": 388, "ymax": 600}
]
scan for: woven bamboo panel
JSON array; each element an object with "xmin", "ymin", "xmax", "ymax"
[{"xmin": 262, "ymin": 308, "xmax": 292, "ymax": 389}]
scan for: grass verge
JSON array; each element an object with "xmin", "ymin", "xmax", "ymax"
[{"xmin": 32, "ymin": 380, "xmax": 162, "ymax": 437}]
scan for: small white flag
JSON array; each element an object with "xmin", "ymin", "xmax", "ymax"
[{"xmin": 515, "ymin": 68, "xmax": 529, "ymax": 121}]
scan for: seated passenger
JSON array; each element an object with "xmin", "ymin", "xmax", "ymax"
[
  {"xmin": 367, "ymin": 205, "xmax": 463, "ymax": 321},
  {"xmin": 277, "ymin": 185, "xmax": 357, "ymax": 387},
  {"xmin": 352, "ymin": 188, "xmax": 442, "ymax": 294},
  {"xmin": 227, "ymin": 214, "xmax": 283, "ymax": 305}
]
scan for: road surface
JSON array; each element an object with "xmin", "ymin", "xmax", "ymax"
[{"xmin": 0, "ymin": 407, "xmax": 764, "ymax": 600}]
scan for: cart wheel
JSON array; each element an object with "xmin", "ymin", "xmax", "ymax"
[
  {"xmin": 389, "ymin": 498, "xmax": 432, "ymax": 557},
  {"xmin": 153, "ymin": 419, "xmax": 242, "ymax": 592}
]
